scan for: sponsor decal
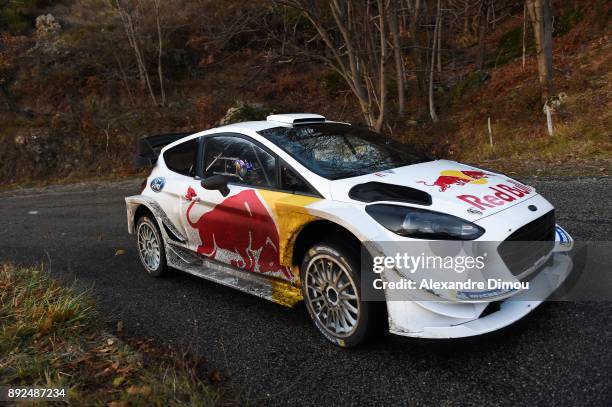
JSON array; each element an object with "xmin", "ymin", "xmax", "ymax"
[
  {"xmin": 185, "ymin": 187, "xmax": 294, "ymax": 281},
  {"xmin": 556, "ymin": 225, "xmax": 571, "ymax": 246},
  {"xmin": 184, "ymin": 187, "xmax": 197, "ymax": 200},
  {"xmin": 456, "ymin": 288, "xmax": 518, "ymax": 300},
  {"xmin": 150, "ymin": 177, "xmax": 165, "ymax": 192},
  {"xmin": 457, "ymin": 179, "xmax": 533, "ymax": 211},
  {"xmin": 467, "ymin": 207, "xmax": 483, "ymax": 215},
  {"xmin": 418, "ymin": 170, "xmax": 489, "ymax": 192},
  {"xmin": 373, "ymin": 169, "xmax": 395, "ymax": 177}
]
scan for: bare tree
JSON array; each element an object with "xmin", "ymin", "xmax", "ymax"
[
  {"xmin": 388, "ymin": 0, "xmax": 406, "ymax": 115},
  {"xmin": 406, "ymin": 0, "xmax": 425, "ymax": 94},
  {"xmin": 476, "ymin": 0, "xmax": 490, "ymax": 70},
  {"xmin": 153, "ymin": 0, "xmax": 166, "ymax": 106},
  {"xmin": 522, "ymin": 1, "xmax": 527, "ymax": 70},
  {"xmin": 429, "ymin": 0, "xmax": 441, "ymax": 122},
  {"xmin": 463, "ymin": 0, "xmax": 470, "ymax": 34},
  {"xmin": 112, "ymin": 0, "xmax": 157, "ymax": 105},
  {"xmin": 281, "ymin": 0, "xmax": 390, "ymax": 131},
  {"xmin": 526, "ymin": 0, "xmax": 553, "ymax": 93},
  {"xmin": 375, "ymin": 0, "xmax": 389, "ymax": 131},
  {"xmin": 110, "ymin": 0, "xmax": 168, "ymax": 106},
  {"xmin": 437, "ymin": 4, "xmax": 442, "ymax": 73}
]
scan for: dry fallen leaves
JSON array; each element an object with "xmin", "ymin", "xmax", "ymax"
[{"xmin": 127, "ymin": 385, "xmax": 152, "ymax": 397}]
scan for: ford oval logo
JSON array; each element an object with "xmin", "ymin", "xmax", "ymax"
[{"xmin": 150, "ymin": 177, "xmax": 165, "ymax": 193}]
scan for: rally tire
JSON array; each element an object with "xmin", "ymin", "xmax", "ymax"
[
  {"xmin": 136, "ymin": 215, "xmax": 168, "ymax": 277},
  {"xmin": 301, "ymin": 241, "xmax": 378, "ymax": 348}
]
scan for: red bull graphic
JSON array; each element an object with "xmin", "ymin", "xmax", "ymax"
[
  {"xmin": 418, "ymin": 170, "xmax": 490, "ymax": 192},
  {"xmin": 185, "ymin": 187, "xmax": 294, "ymax": 281}
]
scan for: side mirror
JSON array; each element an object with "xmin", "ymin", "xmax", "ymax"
[{"xmin": 201, "ymin": 175, "xmax": 230, "ymax": 197}]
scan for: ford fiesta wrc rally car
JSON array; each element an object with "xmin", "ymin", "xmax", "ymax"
[{"xmin": 125, "ymin": 113, "xmax": 574, "ymax": 347}]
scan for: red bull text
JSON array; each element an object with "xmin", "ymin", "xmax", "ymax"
[{"xmin": 457, "ymin": 180, "xmax": 533, "ymax": 211}]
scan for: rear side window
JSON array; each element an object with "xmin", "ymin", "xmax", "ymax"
[
  {"xmin": 164, "ymin": 139, "xmax": 198, "ymax": 176},
  {"xmin": 281, "ymin": 163, "xmax": 315, "ymax": 195}
]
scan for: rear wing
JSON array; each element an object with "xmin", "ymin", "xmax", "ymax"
[{"xmin": 134, "ymin": 132, "xmax": 193, "ymax": 168}]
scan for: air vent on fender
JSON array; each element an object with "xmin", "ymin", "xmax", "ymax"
[{"xmin": 349, "ymin": 182, "xmax": 432, "ymax": 206}]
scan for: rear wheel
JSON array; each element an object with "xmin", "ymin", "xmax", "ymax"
[
  {"xmin": 301, "ymin": 242, "xmax": 377, "ymax": 348},
  {"xmin": 136, "ymin": 215, "xmax": 167, "ymax": 277}
]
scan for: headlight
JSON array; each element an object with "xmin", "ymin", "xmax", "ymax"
[{"xmin": 365, "ymin": 204, "xmax": 485, "ymax": 240}]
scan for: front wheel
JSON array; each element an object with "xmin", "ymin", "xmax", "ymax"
[
  {"xmin": 301, "ymin": 242, "xmax": 377, "ymax": 348},
  {"xmin": 136, "ymin": 215, "xmax": 168, "ymax": 277}
]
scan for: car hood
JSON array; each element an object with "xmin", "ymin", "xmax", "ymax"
[{"xmin": 329, "ymin": 159, "xmax": 538, "ymax": 221}]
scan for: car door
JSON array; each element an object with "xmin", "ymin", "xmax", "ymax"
[
  {"xmin": 180, "ymin": 134, "xmax": 291, "ymax": 276},
  {"xmin": 154, "ymin": 137, "xmax": 200, "ymax": 239}
]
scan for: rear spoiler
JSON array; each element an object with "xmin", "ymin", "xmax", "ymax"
[{"xmin": 134, "ymin": 132, "xmax": 194, "ymax": 168}]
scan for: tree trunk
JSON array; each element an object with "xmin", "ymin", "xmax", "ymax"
[
  {"xmin": 114, "ymin": 0, "xmax": 157, "ymax": 105},
  {"xmin": 154, "ymin": 0, "xmax": 166, "ymax": 107},
  {"xmin": 476, "ymin": 0, "xmax": 489, "ymax": 70},
  {"xmin": 429, "ymin": 0, "xmax": 440, "ymax": 122},
  {"xmin": 388, "ymin": 0, "xmax": 405, "ymax": 115},
  {"xmin": 463, "ymin": 0, "xmax": 469, "ymax": 34},
  {"xmin": 329, "ymin": 0, "xmax": 375, "ymax": 126},
  {"xmin": 522, "ymin": 2, "xmax": 527, "ymax": 69},
  {"xmin": 526, "ymin": 0, "xmax": 553, "ymax": 94},
  {"xmin": 407, "ymin": 0, "xmax": 425, "ymax": 95},
  {"xmin": 437, "ymin": 7, "xmax": 442, "ymax": 73},
  {"xmin": 374, "ymin": 0, "xmax": 388, "ymax": 132}
]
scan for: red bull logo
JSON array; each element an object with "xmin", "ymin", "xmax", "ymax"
[
  {"xmin": 185, "ymin": 187, "xmax": 293, "ymax": 281},
  {"xmin": 418, "ymin": 170, "xmax": 490, "ymax": 192}
]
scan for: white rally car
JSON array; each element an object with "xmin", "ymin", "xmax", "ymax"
[{"xmin": 125, "ymin": 113, "xmax": 573, "ymax": 347}]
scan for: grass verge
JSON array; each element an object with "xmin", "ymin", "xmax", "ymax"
[{"xmin": 0, "ymin": 263, "xmax": 226, "ymax": 406}]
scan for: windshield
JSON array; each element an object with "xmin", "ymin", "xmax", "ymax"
[{"xmin": 258, "ymin": 124, "xmax": 430, "ymax": 180}]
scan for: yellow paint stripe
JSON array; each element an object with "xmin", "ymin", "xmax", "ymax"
[{"xmin": 256, "ymin": 190, "xmax": 322, "ymax": 283}]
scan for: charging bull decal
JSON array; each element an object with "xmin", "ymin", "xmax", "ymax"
[
  {"xmin": 184, "ymin": 187, "xmax": 294, "ymax": 281},
  {"xmin": 418, "ymin": 170, "xmax": 490, "ymax": 192}
]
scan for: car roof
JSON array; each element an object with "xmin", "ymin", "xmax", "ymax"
[
  {"xmin": 207, "ymin": 118, "xmax": 348, "ymax": 133},
  {"xmin": 213, "ymin": 120, "xmax": 279, "ymax": 132},
  {"xmin": 161, "ymin": 118, "xmax": 350, "ymax": 153}
]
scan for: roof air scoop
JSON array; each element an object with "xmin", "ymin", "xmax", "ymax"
[{"xmin": 266, "ymin": 113, "xmax": 326, "ymax": 125}]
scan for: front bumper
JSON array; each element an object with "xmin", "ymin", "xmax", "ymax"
[{"xmin": 385, "ymin": 225, "xmax": 573, "ymax": 339}]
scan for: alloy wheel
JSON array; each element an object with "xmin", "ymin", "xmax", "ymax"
[{"xmin": 304, "ymin": 254, "xmax": 360, "ymax": 338}]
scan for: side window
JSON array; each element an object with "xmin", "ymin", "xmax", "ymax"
[
  {"xmin": 164, "ymin": 139, "xmax": 198, "ymax": 176},
  {"xmin": 203, "ymin": 136, "xmax": 276, "ymax": 188},
  {"xmin": 281, "ymin": 163, "xmax": 314, "ymax": 194}
]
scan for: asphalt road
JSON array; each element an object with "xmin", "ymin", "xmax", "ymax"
[{"xmin": 1, "ymin": 177, "xmax": 611, "ymax": 406}]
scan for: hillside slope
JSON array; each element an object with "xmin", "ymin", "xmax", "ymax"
[{"xmin": 0, "ymin": 0, "xmax": 609, "ymax": 188}]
